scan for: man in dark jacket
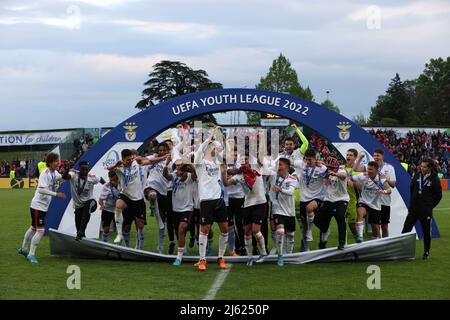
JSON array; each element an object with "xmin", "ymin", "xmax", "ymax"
[{"xmin": 402, "ymin": 158, "xmax": 442, "ymax": 260}]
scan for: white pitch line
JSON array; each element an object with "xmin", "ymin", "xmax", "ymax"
[
  {"xmin": 435, "ymin": 207, "xmax": 450, "ymax": 210},
  {"xmin": 203, "ymin": 265, "xmax": 232, "ymax": 300}
]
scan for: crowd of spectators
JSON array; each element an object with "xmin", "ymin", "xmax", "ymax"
[
  {"xmin": 0, "ymin": 133, "xmax": 96, "ymax": 178},
  {"xmin": 72, "ymin": 133, "xmax": 95, "ymax": 161},
  {"xmin": 369, "ymin": 129, "xmax": 449, "ymax": 178},
  {"xmin": 0, "ymin": 159, "xmax": 37, "ymax": 178}
]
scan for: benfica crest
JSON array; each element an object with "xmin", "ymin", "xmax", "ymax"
[
  {"xmin": 337, "ymin": 121, "xmax": 351, "ymax": 141},
  {"xmin": 123, "ymin": 122, "xmax": 138, "ymax": 141}
]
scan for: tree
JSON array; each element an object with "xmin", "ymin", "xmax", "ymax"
[
  {"xmin": 368, "ymin": 73, "xmax": 410, "ymax": 125},
  {"xmin": 135, "ymin": 60, "xmax": 223, "ymax": 123},
  {"xmin": 412, "ymin": 57, "xmax": 450, "ymax": 126},
  {"xmin": 246, "ymin": 53, "xmax": 315, "ymax": 125},
  {"xmin": 352, "ymin": 113, "xmax": 368, "ymax": 126},
  {"xmin": 320, "ymin": 99, "xmax": 340, "ymax": 113}
]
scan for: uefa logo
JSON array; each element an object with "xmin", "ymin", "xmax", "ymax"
[{"xmin": 102, "ymin": 150, "xmax": 120, "ymax": 169}]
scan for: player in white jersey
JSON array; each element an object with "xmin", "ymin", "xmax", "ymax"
[
  {"xmin": 63, "ymin": 161, "xmax": 104, "ymax": 241},
  {"xmin": 163, "ymin": 161, "xmax": 197, "ymax": 266},
  {"xmin": 163, "ymin": 139, "xmax": 178, "ymax": 255},
  {"xmin": 222, "ymin": 154, "xmax": 268, "ymax": 266},
  {"xmin": 18, "ymin": 153, "xmax": 66, "ymax": 264},
  {"xmin": 278, "ymin": 123, "xmax": 309, "ymax": 167},
  {"xmin": 293, "ymin": 148, "xmax": 328, "ymax": 251},
  {"xmin": 225, "ymin": 147, "xmax": 245, "ymax": 256},
  {"xmin": 99, "ymin": 170, "xmax": 120, "ymax": 242},
  {"xmin": 194, "ymin": 126, "xmax": 229, "ymax": 271},
  {"xmin": 268, "ymin": 158, "xmax": 297, "ymax": 267},
  {"xmin": 108, "ymin": 149, "xmax": 148, "ymax": 245},
  {"xmin": 314, "ymin": 157, "xmax": 349, "ymax": 250},
  {"xmin": 141, "ymin": 142, "xmax": 171, "ymax": 253},
  {"xmin": 351, "ymin": 161, "xmax": 392, "ymax": 242},
  {"xmin": 372, "ymin": 149, "xmax": 396, "ymax": 237}
]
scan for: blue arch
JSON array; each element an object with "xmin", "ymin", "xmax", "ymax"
[{"xmin": 46, "ymin": 88, "xmax": 439, "ymax": 238}]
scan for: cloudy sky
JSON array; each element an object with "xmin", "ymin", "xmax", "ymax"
[{"xmin": 1, "ymin": 0, "xmax": 449, "ymax": 131}]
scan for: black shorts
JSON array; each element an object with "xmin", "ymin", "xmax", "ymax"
[
  {"xmin": 193, "ymin": 208, "xmax": 200, "ymax": 225},
  {"xmin": 299, "ymin": 199, "xmax": 322, "ymax": 222},
  {"xmin": 122, "ymin": 207, "xmax": 134, "ymax": 226},
  {"xmin": 273, "ymin": 214, "xmax": 296, "ymax": 233},
  {"xmin": 101, "ymin": 210, "xmax": 115, "ymax": 228},
  {"xmin": 380, "ymin": 205, "xmax": 390, "ymax": 224},
  {"xmin": 30, "ymin": 208, "xmax": 46, "ymax": 228},
  {"xmin": 177, "ymin": 211, "xmax": 193, "ymax": 225},
  {"xmin": 74, "ymin": 203, "xmax": 90, "ymax": 218},
  {"xmin": 119, "ymin": 194, "xmax": 146, "ymax": 223},
  {"xmin": 145, "ymin": 188, "xmax": 168, "ymax": 215},
  {"xmin": 228, "ymin": 197, "xmax": 244, "ymax": 226},
  {"xmin": 200, "ymin": 199, "xmax": 228, "ymax": 225},
  {"xmin": 358, "ymin": 203, "xmax": 381, "ymax": 225},
  {"xmin": 243, "ymin": 203, "xmax": 267, "ymax": 226}
]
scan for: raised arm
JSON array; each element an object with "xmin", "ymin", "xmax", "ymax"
[
  {"xmin": 194, "ymin": 127, "xmax": 216, "ymax": 163},
  {"xmin": 107, "ymin": 160, "xmax": 123, "ymax": 172},
  {"xmin": 62, "ymin": 163, "xmax": 74, "ymax": 180},
  {"xmin": 137, "ymin": 155, "xmax": 169, "ymax": 166},
  {"xmin": 220, "ymin": 164, "xmax": 236, "ymax": 187},
  {"xmin": 353, "ymin": 153, "xmax": 366, "ymax": 172},
  {"xmin": 292, "ymin": 124, "xmax": 309, "ymax": 155},
  {"xmin": 163, "ymin": 159, "xmax": 173, "ymax": 181},
  {"xmin": 329, "ymin": 170, "xmax": 348, "ymax": 180},
  {"xmin": 184, "ymin": 164, "xmax": 197, "ymax": 181}
]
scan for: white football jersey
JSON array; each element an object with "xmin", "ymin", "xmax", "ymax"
[
  {"xmin": 225, "ymin": 163, "xmax": 245, "ymax": 199},
  {"xmin": 268, "ymin": 173, "xmax": 297, "ymax": 217},
  {"xmin": 323, "ymin": 169, "xmax": 350, "ymax": 202},
  {"xmin": 232, "ymin": 170, "xmax": 267, "ymax": 208},
  {"xmin": 30, "ymin": 168, "xmax": 63, "ymax": 212},
  {"xmin": 378, "ymin": 162, "xmax": 396, "ymax": 206},
  {"xmin": 68, "ymin": 170, "xmax": 100, "ymax": 209},
  {"xmin": 99, "ymin": 182, "xmax": 120, "ymax": 213},
  {"xmin": 171, "ymin": 172, "xmax": 194, "ymax": 212},
  {"xmin": 144, "ymin": 155, "xmax": 169, "ymax": 196},
  {"xmin": 294, "ymin": 160, "xmax": 328, "ymax": 202},
  {"xmin": 196, "ymin": 159, "xmax": 223, "ymax": 202},
  {"xmin": 352, "ymin": 173, "xmax": 388, "ymax": 211},
  {"xmin": 115, "ymin": 160, "xmax": 144, "ymax": 201}
]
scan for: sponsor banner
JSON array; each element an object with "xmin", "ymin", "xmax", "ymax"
[
  {"xmin": 0, "ymin": 131, "xmax": 73, "ymax": 146},
  {"xmin": 0, "ymin": 178, "xmax": 60, "ymax": 189},
  {"xmin": 0, "ymin": 178, "xmax": 30, "ymax": 189},
  {"xmin": 260, "ymin": 118, "xmax": 290, "ymax": 126}
]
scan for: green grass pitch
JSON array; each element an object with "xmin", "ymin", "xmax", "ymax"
[{"xmin": 1, "ymin": 189, "xmax": 449, "ymax": 300}]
